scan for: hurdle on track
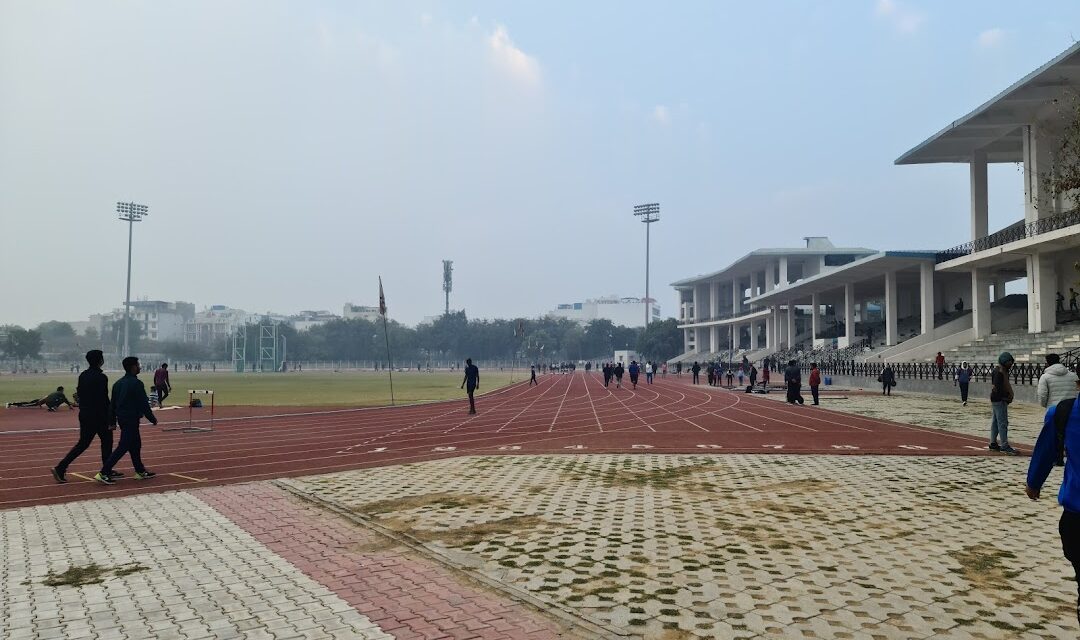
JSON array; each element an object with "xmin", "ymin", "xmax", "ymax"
[{"xmin": 163, "ymin": 389, "xmax": 215, "ymax": 432}]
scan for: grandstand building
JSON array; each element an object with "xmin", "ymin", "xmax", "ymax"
[
  {"xmin": 671, "ymin": 42, "xmax": 1080, "ymax": 367},
  {"xmin": 548, "ymin": 295, "xmax": 660, "ymax": 328}
]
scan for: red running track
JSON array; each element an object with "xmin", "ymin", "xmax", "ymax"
[{"xmin": 0, "ymin": 372, "xmax": 1008, "ymax": 509}]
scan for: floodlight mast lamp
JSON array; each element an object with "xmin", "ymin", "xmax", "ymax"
[
  {"xmin": 633, "ymin": 203, "xmax": 660, "ymax": 326},
  {"xmin": 116, "ymin": 201, "xmax": 148, "ymax": 357}
]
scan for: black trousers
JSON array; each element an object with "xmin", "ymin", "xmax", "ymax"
[
  {"xmin": 811, "ymin": 386, "xmax": 820, "ymax": 405},
  {"xmin": 466, "ymin": 386, "xmax": 476, "ymax": 413},
  {"xmin": 959, "ymin": 381, "xmax": 970, "ymax": 402},
  {"xmin": 57, "ymin": 419, "xmax": 113, "ymax": 472},
  {"xmin": 692, "ymin": 372, "xmax": 699, "ymax": 384},
  {"xmin": 786, "ymin": 382, "xmax": 803, "ymax": 404},
  {"xmin": 102, "ymin": 424, "xmax": 146, "ymax": 475},
  {"xmin": 158, "ymin": 385, "xmax": 169, "ymax": 405},
  {"xmin": 1061, "ymin": 510, "xmax": 1080, "ymax": 623}
]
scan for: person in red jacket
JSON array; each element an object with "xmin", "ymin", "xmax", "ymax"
[
  {"xmin": 935, "ymin": 352, "xmax": 946, "ymax": 380},
  {"xmin": 808, "ymin": 363, "xmax": 822, "ymax": 406}
]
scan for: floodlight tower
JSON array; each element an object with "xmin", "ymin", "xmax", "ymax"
[
  {"xmin": 442, "ymin": 260, "xmax": 453, "ymax": 315},
  {"xmin": 117, "ymin": 201, "xmax": 149, "ymax": 357},
  {"xmin": 633, "ymin": 203, "xmax": 660, "ymax": 326}
]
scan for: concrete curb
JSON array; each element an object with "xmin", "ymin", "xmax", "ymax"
[{"xmin": 271, "ymin": 478, "xmax": 630, "ymax": 639}]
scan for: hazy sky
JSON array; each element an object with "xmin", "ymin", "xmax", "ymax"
[{"xmin": 3, "ymin": 1, "xmax": 1080, "ymax": 329}]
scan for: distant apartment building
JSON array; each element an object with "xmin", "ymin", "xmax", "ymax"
[
  {"xmin": 90, "ymin": 300, "xmax": 196, "ymax": 343},
  {"xmin": 548, "ymin": 295, "xmax": 661, "ymax": 328},
  {"xmin": 343, "ymin": 303, "xmax": 381, "ymax": 322},
  {"xmin": 186, "ymin": 305, "xmax": 249, "ymax": 346},
  {"xmin": 290, "ymin": 310, "xmax": 340, "ymax": 332}
]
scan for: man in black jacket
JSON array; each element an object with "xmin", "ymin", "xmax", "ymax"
[
  {"xmin": 461, "ymin": 358, "xmax": 480, "ymax": 414},
  {"xmin": 96, "ymin": 356, "xmax": 158, "ymax": 484},
  {"xmin": 52, "ymin": 350, "xmax": 117, "ymax": 483},
  {"xmin": 784, "ymin": 360, "xmax": 804, "ymax": 405}
]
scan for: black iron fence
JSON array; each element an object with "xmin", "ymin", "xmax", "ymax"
[
  {"xmin": 807, "ymin": 360, "xmax": 1050, "ymax": 386},
  {"xmin": 937, "ymin": 208, "xmax": 1080, "ymax": 263}
]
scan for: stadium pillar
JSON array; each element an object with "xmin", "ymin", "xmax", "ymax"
[
  {"xmin": 884, "ymin": 271, "xmax": 898, "ymax": 346},
  {"xmin": 972, "ymin": 270, "xmax": 992, "ymax": 339},
  {"xmin": 785, "ymin": 303, "xmax": 795, "ymax": 349},
  {"xmin": 710, "ymin": 325, "xmax": 719, "ymax": 353},
  {"xmin": 994, "ymin": 278, "xmax": 1006, "ymax": 301},
  {"xmin": 810, "ymin": 293, "xmax": 820, "ymax": 343},
  {"xmin": 749, "ymin": 320, "xmax": 758, "ymax": 350},
  {"xmin": 749, "ymin": 271, "xmax": 759, "ymax": 299},
  {"xmin": 765, "ymin": 314, "xmax": 773, "ymax": 349},
  {"xmin": 1027, "ymin": 252, "xmax": 1057, "ymax": 334},
  {"xmin": 778, "ymin": 257, "xmax": 788, "ymax": 288},
  {"xmin": 764, "ymin": 263, "xmax": 775, "ymax": 292},
  {"xmin": 920, "ymin": 263, "xmax": 935, "ymax": 336},
  {"xmin": 732, "ymin": 279, "xmax": 741, "ymax": 315},
  {"xmin": 843, "ymin": 283, "xmax": 855, "ymax": 347},
  {"xmin": 970, "ymin": 150, "xmax": 988, "ymax": 241}
]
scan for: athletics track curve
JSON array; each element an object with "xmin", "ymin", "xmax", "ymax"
[{"xmin": 0, "ymin": 372, "xmax": 1010, "ymax": 509}]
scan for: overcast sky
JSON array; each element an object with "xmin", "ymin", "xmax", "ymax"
[{"xmin": 3, "ymin": 1, "xmax": 1080, "ymax": 329}]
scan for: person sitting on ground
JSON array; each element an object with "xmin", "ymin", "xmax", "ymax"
[{"xmin": 8, "ymin": 386, "xmax": 75, "ymax": 411}]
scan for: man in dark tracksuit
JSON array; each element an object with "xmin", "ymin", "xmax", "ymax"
[
  {"xmin": 461, "ymin": 358, "xmax": 480, "ymax": 414},
  {"xmin": 784, "ymin": 360, "xmax": 804, "ymax": 405},
  {"xmin": 96, "ymin": 357, "xmax": 158, "ymax": 484},
  {"xmin": 52, "ymin": 350, "xmax": 117, "ymax": 483},
  {"xmin": 1026, "ymin": 375, "xmax": 1080, "ymax": 626}
]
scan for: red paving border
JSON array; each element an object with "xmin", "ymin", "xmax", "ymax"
[
  {"xmin": 196, "ymin": 483, "xmax": 569, "ymax": 640},
  {"xmin": 0, "ymin": 373, "xmax": 1010, "ymax": 509}
]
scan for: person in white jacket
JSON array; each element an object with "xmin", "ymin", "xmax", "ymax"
[{"xmin": 1038, "ymin": 354, "xmax": 1079, "ymax": 408}]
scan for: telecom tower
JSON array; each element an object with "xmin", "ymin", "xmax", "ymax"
[{"xmin": 442, "ymin": 260, "xmax": 453, "ymax": 315}]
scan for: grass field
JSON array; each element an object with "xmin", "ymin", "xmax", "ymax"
[{"xmin": 0, "ymin": 370, "xmax": 519, "ymax": 407}]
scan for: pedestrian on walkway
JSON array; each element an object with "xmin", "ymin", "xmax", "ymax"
[
  {"xmin": 1038, "ymin": 354, "xmax": 1079, "ymax": 409},
  {"xmin": 749, "ymin": 364, "xmax": 758, "ymax": 389},
  {"xmin": 990, "ymin": 352, "xmax": 1018, "ymax": 455},
  {"xmin": 935, "ymin": 352, "xmax": 946, "ymax": 379},
  {"xmin": 1025, "ymin": 375, "xmax": 1080, "ymax": 627},
  {"xmin": 955, "ymin": 361, "xmax": 974, "ymax": 406},
  {"xmin": 96, "ymin": 357, "xmax": 158, "ymax": 484},
  {"xmin": 691, "ymin": 361, "xmax": 700, "ymax": 385},
  {"xmin": 52, "ymin": 350, "xmax": 116, "ymax": 483},
  {"xmin": 880, "ymin": 364, "xmax": 896, "ymax": 396},
  {"xmin": 461, "ymin": 358, "xmax": 480, "ymax": 414},
  {"xmin": 808, "ymin": 362, "xmax": 821, "ymax": 405}
]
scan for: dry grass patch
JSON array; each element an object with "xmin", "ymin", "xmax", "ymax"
[
  {"xmin": 948, "ymin": 546, "xmax": 1020, "ymax": 595},
  {"xmin": 754, "ymin": 478, "xmax": 836, "ymax": 494},
  {"xmin": 41, "ymin": 562, "xmax": 147, "ymax": 587},
  {"xmin": 353, "ymin": 492, "xmax": 491, "ymax": 515}
]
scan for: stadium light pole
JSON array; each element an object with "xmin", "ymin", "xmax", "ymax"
[
  {"xmin": 116, "ymin": 201, "xmax": 149, "ymax": 357},
  {"xmin": 633, "ymin": 203, "xmax": 660, "ymax": 326}
]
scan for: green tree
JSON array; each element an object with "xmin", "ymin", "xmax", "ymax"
[
  {"xmin": 636, "ymin": 318, "xmax": 682, "ymax": 362},
  {"xmin": 3, "ymin": 327, "xmax": 43, "ymax": 364}
]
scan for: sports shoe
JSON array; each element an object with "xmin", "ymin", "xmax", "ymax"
[
  {"xmin": 988, "ymin": 443, "xmax": 1000, "ymax": 451},
  {"xmin": 1000, "ymin": 445, "xmax": 1019, "ymax": 456},
  {"xmin": 51, "ymin": 467, "xmax": 67, "ymax": 484},
  {"xmin": 962, "ymin": 401, "xmax": 967, "ymax": 406},
  {"xmin": 134, "ymin": 471, "xmax": 157, "ymax": 480},
  {"xmin": 94, "ymin": 472, "xmax": 115, "ymax": 485},
  {"xmin": 108, "ymin": 470, "xmax": 124, "ymax": 478}
]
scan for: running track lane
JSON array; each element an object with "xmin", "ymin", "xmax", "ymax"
[{"xmin": 0, "ymin": 373, "xmax": 1010, "ymax": 509}]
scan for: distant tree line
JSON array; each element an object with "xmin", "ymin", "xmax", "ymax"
[{"xmin": 2, "ymin": 313, "xmax": 684, "ymax": 366}]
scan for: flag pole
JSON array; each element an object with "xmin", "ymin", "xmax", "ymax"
[{"xmin": 379, "ymin": 276, "xmax": 395, "ymax": 406}]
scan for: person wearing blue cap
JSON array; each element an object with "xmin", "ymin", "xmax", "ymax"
[{"xmin": 989, "ymin": 352, "xmax": 1018, "ymax": 455}]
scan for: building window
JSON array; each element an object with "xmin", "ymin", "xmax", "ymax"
[{"xmin": 824, "ymin": 254, "xmax": 857, "ymax": 266}]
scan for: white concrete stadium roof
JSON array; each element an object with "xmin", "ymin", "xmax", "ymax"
[
  {"xmin": 670, "ymin": 245, "xmax": 876, "ymax": 289},
  {"xmin": 896, "ymin": 42, "xmax": 1080, "ymax": 165},
  {"xmin": 748, "ymin": 251, "xmax": 937, "ymax": 304}
]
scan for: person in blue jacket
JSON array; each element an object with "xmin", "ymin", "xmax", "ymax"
[{"xmin": 1026, "ymin": 374, "xmax": 1080, "ymax": 626}]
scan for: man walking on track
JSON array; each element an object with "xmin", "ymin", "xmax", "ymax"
[
  {"xmin": 52, "ymin": 350, "xmax": 117, "ymax": 483},
  {"xmin": 96, "ymin": 357, "xmax": 158, "ymax": 484},
  {"xmin": 529, "ymin": 365, "xmax": 538, "ymax": 386},
  {"xmin": 154, "ymin": 362, "xmax": 172, "ymax": 407},
  {"xmin": 628, "ymin": 361, "xmax": 640, "ymax": 389},
  {"xmin": 1025, "ymin": 375, "xmax": 1080, "ymax": 626},
  {"xmin": 691, "ymin": 361, "xmax": 701, "ymax": 385},
  {"xmin": 461, "ymin": 358, "xmax": 480, "ymax": 414}
]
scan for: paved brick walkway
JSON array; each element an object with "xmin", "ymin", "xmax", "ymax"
[{"xmin": 197, "ymin": 483, "xmax": 574, "ymax": 640}]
